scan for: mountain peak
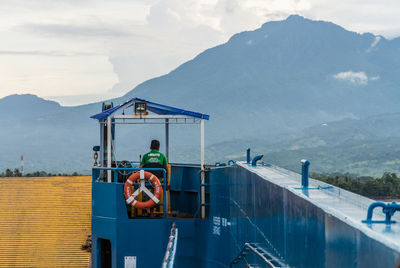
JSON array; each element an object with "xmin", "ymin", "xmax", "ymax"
[
  {"xmin": 285, "ymin": 14, "xmax": 307, "ymax": 21},
  {"xmin": 0, "ymin": 94, "xmax": 61, "ymax": 117},
  {"xmin": 260, "ymin": 14, "xmax": 332, "ymax": 31},
  {"xmin": 0, "ymin": 94, "xmax": 60, "ymax": 105},
  {"xmin": 260, "ymin": 14, "xmax": 312, "ymax": 27},
  {"xmin": 1, "ymin": 93, "xmax": 49, "ymax": 102},
  {"xmin": 1, "ymin": 93, "xmax": 36, "ymax": 100}
]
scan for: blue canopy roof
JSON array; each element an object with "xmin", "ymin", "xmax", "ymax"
[{"xmin": 90, "ymin": 98, "xmax": 210, "ymax": 121}]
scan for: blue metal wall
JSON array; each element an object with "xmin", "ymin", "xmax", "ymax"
[
  {"xmin": 91, "ymin": 164, "xmax": 400, "ymax": 267},
  {"xmin": 204, "ymin": 164, "xmax": 400, "ymax": 267},
  {"xmin": 169, "ymin": 164, "xmax": 203, "ymax": 215}
]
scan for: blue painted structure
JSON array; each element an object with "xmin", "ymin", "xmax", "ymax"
[
  {"xmin": 92, "ymin": 162, "xmax": 400, "ymax": 267},
  {"xmin": 301, "ymin": 159, "xmax": 310, "ymax": 188},
  {"xmin": 90, "ymin": 99, "xmax": 400, "ymax": 267},
  {"xmin": 251, "ymin": 155, "xmax": 263, "ymax": 166},
  {"xmin": 91, "ymin": 98, "xmax": 210, "ymax": 121},
  {"xmin": 246, "ymin": 148, "xmax": 251, "ymax": 164}
]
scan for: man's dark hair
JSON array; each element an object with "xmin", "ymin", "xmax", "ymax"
[{"xmin": 150, "ymin": 139, "xmax": 160, "ymax": 150}]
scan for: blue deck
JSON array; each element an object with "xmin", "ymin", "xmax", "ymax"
[{"xmin": 91, "ymin": 163, "xmax": 400, "ymax": 267}]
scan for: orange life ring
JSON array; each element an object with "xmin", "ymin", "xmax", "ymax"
[{"xmin": 124, "ymin": 170, "xmax": 162, "ymax": 209}]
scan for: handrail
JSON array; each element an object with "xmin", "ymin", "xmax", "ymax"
[
  {"xmin": 92, "ymin": 167, "xmax": 168, "ymax": 217},
  {"xmin": 230, "ymin": 243, "xmax": 285, "ymax": 268},
  {"xmin": 245, "ymin": 243, "xmax": 276, "ymax": 267},
  {"xmin": 162, "ymin": 222, "xmax": 178, "ymax": 268}
]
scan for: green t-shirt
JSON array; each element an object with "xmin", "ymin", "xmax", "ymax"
[{"xmin": 141, "ymin": 149, "xmax": 168, "ymax": 167}]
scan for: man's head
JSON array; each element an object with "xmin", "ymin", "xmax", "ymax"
[{"xmin": 150, "ymin": 139, "xmax": 160, "ymax": 150}]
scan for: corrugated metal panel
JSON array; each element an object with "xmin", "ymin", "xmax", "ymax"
[{"xmin": 0, "ymin": 176, "xmax": 91, "ymax": 267}]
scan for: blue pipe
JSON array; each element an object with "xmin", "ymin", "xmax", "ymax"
[
  {"xmin": 363, "ymin": 201, "xmax": 400, "ymax": 224},
  {"xmin": 366, "ymin": 202, "xmax": 387, "ymax": 221},
  {"xmin": 246, "ymin": 148, "xmax": 251, "ymax": 164},
  {"xmin": 301, "ymin": 159, "xmax": 310, "ymax": 188},
  {"xmin": 227, "ymin": 160, "xmax": 235, "ymax": 166},
  {"xmin": 251, "ymin": 155, "xmax": 263, "ymax": 166}
]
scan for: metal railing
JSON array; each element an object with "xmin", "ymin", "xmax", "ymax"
[
  {"xmin": 92, "ymin": 167, "xmax": 168, "ymax": 217},
  {"xmin": 162, "ymin": 222, "xmax": 178, "ymax": 268},
  {"xmin": 230, "ymin": 243, "xmax": 286, "ymax": 268},
  {"xmin": 193, "ymin": 169, "xmax": 208, "ymax": 218}
]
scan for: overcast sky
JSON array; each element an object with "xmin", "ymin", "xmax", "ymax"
[{"xmin": 1, "ymin": 0, "xmax": 400, "ymax": 106}]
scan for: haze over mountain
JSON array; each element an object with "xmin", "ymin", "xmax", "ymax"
[{"xmin": 3, "ymin": 15, "xmax": 400, "ymax": 175}]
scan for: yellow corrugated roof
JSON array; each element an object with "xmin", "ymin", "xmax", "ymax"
[{"xmin": 0, "ymin": 176, "xmax": 91, "ymax": 267}]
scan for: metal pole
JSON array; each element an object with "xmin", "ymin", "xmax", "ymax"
[
  {"xmin": 301, "ymin": 159, "xmax": 310, "ymax": 188},
  {"xmin": 107, "ymin": 117, "xmax": 112, "ymax": 182},
  {"xmin": 201, "ymin": 119, "xmax": 204, "ymax": 169},
  {"xmin": 20, "ymin": 155, "xmax": 24, "ymax": 175},
  {"xmin": 165, "ymin": 119, "xmax": 170, "ymax": 216},
  {"xmin": 163, "ymin": 170, "xmax": 167, "ymax": 217},
  {"xmin": 165, "ymin": 119, "xmax": 169, "ymax": 160},
  {"xmin": 100, "ymin": 122, "xmax": 104, "ymax": 167},
  {"xmin": 200, "ymin": 119, "xmax": 205, "ymax": 219}
]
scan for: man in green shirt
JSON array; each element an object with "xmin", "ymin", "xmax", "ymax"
[{"xmin": 140, "ymin": 139, "xmax": 168, "ymax": 181}]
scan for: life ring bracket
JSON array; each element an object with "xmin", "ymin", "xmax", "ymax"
[{"xmin": 123, "ymin": 170, "xmax": 162, "ymax": 209}]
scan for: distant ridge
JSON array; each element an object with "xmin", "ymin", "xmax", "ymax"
[
  {"xmin": 2, "ymin": 15, "xmax": 400, "ymax": 174},
  {"xmin": 0, "ymin": 94, "xmax": 62, "ymax": 118}
]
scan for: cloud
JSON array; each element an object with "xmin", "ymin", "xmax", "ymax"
[
  {"xmin": 333, "ymin": 71, "xmax": 369, "ymax": 86},
  {"xmin": 370, "ymin": 36, "xmax": 381, "ymax": 48},
  {"xmin": 19, "ymin": 23, "xmax": 129, "ymax": 37},
  {"xmin": 366, "ymin": 36, "xmax": 381, "ymax": 52},
  {"xmin": 0, "ymin": 53, "xmax": 118, "ymax": 102},
  {"xmin": 0, "ymin": 50, "xmax": 99, "ymax": 57},
  {"xmin": 304, "ymin": 0, "xmax": 400, "ymax": 38}
]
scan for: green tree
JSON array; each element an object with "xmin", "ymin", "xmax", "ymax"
[{"xmin": 5, "ymin": 169, "xmax": 13, "ymax": 177}]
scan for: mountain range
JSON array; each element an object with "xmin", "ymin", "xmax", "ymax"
[{"xmin": 3, "ymin": 15, "xmax": 400, "ymax": 175}]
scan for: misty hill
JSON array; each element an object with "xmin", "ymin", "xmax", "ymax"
[
  {"xmin": 3, "ymin": 15, "xmax": 400, "ymax": 175},
  {"xmin": 124, "ymin": 15, "xmax": 400, "ymax": 140},
  {"xmin": 205, "ymin": 113, "xmax": 400, "ymax": 176},
  {"xmin": 0, "ymin": 94, "xmax": 97, "ymax": 173},
  {"xmin": 0, "ymin": 94, "xmax": 62, "ymax": 120}
]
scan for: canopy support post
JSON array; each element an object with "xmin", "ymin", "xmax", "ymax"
[
  {"xmin": 100, "ymin": 121, "xmax": 104, "ymax": 167},
  {"xmin": 165, "ymin": 119, "xmax": 169, "ymax": 160},
  {"xmin": 107, "ymin": 117, "xmax": 112, "ymax": 182},
  {"xmin": 200, "ymin": 119, "xmax": 205, "ymax": 219}
]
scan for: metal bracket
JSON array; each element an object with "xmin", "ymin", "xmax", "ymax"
[{"xmin": 132, "ymin": 171, "xmax": 160, "ymax": 203}]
